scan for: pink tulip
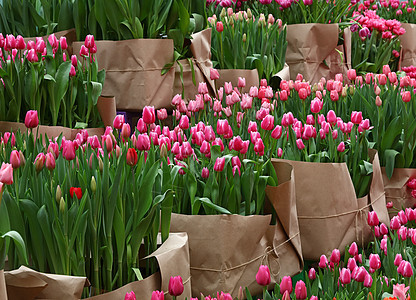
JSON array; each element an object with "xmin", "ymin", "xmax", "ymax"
[
  {"xmin": 330, "ymin": 248, "xmax": 340, "ymax": 264},
  {"xmin": 45, "ymin": 152, "xmax": 56, "ymax": 171},
  {"xmin": 319, "ymin": 255, "xmax": 328, "ymax": 268},
  {"xmin": 25, "ymin": 110, "xmax": 39, "ymax": 128},
  {"xmin": 216, "ymin": 21, "xmax": 224, "ymax": 32},
  {"xmin": 125, "ymin": 291, "xmax": 136, "ymax": 300},
  {"xmin": 34, "ymin": 153, "xmax": 46, "ymax": 172},
  {"xmin": 271, "ymin": 125, "xmax": 282, "ymax": 139},
  {"xmin": 210, "ymin": 68, "xmax": 220, "ymax": 80},
  {"xmin": 255, "ymin": 265, "xmax": 271, "ymax": 286},
  {"xmin": 62, "ymin": 140, "xmax": 76, "ymax": 161},
  {"xmin": 390, "ymin": 216, "xmax": 401, "ymax": 230},
  {"xmin": 157, "ymin": 109, "xmax": 168, "ymax": 120},
  {"xmin": 308, "ymin": 268, "xmax": 316, "ymax": 280},
  {"xmin": 340, "ymin": 268, "xmax": 351, "ymax": 285},
  {"xmin": 213, "ymin": 138, "xmax": 224, "ymax": 152},
  {"xmin": 295, "ymin": 280, "xmax": 307, "ymax": 300},
  {"xmin": 330, "ymin": 90, "xmax": 339, "ymax": 102},
  {"xmin": 10, "ymin": 150, "xmax": 20, "ymax": 169},
  {"xmin": 202, "ymin": 167, "xmax": 209, "ymax": 179},
  {"xmin": 402, "ymin": 91, "xmax": 411, "ymax": 103},
  {"xmin": 217, "ymin": 119, "xmax": 229, "ymax": 136},
  {"xmin": 367, "ymin": 211, "xmax": 379, "ymax": 226},
  {"xmin": 121, "ymin": 123, "xmax": 131, "ymax": 141},
  {"xmin": 0, "ymin": 163, "xmax": 13, "ymax": 184},
  {"xmin": 337, "ymin": 141, "xmax": 345, "ymax": 152},
  {"xmin": 393, "ymin": 283, "xmax": 409, "ymax": 300},
  {"xmin": 364, "ymin": 273, "xmax": 373, "ymax": 288},
  {"xmin": 27, "ymin": 49, "xmax": 38, "ymax": 62},
  {"xmin": 261, "ymin": 115, "xmax": 274, "ymax": 131},
  {"xmin": 136, "ymin": 118, "xmax": 147, "ymax": 133},
  {"xmin": 354, "ymin": 266, "xmax": 367, "ymax": 282},
  {"xmin": 349, "ymin": 242, "xmax": 358, "ymax": 256},
  {"xmin": 327, "ymin": 110, "xmax": 337, "ymax": 125},
  {"xmin": 113, "ymin": 115, "xmax": 124, "ymax": 129},
  {"xmin": 369, "ymin": 253, "xmax": 381, "ymax": 270},
  {"xmin": 351, "ymin": 111, "xmax": 363, "ymax": 124},
  {"xmin": 198, "ymin": 82, "xmax": 209, "ymax": 94},
  {"xmin": 84, "ymin": 34, "xmax": 95, "ymax": 49},
  {"xmin": 214, "ymin": 157, "xmax": 226, "ymax": 172},
  {"xmin": 279, "ymin": 276, "xmax": 292, "ymax": 295},
  {"xmin": 310, "ymin": 98, "xmax": 322, "ymax": 114},
  {"xmin": 238, "ymin": 77, "xmax": 246, "ymax": 88},
  {"xmin": 394, "ymin": 254, "xmax": 403, "ymax": 267},
  {"xmin": 151, "ymin": 291, "xmax": 164, "ymax": 300},
  {"xmin": 179, "ymin": 115, "xmax": 189, "ymax": 130},
  {"xmin": 69, "ymin": 65, "xmax": 76, "ymax": 77},
  {"xmin": 143, "ymin": 106, "xmax": 156, "ymax": 124},
  {"xmin": 296, "ymin": 139, "xmax": 305, "ymax": 150},
  {"xmin": 347, "ymin": 69, "xmax": 356, "ymax": 81},
  {"xmin": 168, "ymin": 276, "xmax": 184, "ymax": 296},
  {"xmin": 254, "ymin": 138, "xmax": 265, "ymax": 156},
  {"xmin": 347, "ymin": 257, "xmax": 357, "ymax": 273}
]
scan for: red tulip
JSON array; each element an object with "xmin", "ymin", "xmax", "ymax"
[
  {"xmin": 255, "ymin": 265, "xmax": 271, "ymax": 286},
  {"xmin": 25, "ymin": 110, "xmax": 39, "ymax": 128},
  {"xmin": 216, "ymin": 21, "xmax": 224, "ymax": 32},
  {"xmin": 261, "ymin": 115, "xmax": 274, "ymax": 131},
  {"xmin": 0, "ymin": 163, "xmax": 13, "ymax": 185},
  {"xmin": 126, "ymin": 148, "xmax": 138, "ymax": 166},
  {"xmin": 70, "ymin": 187, "xmax": 83, "ymax": 200},
  {"xmin": 168, "ymin": 276, "xmax": 184, "ymax": 297}
]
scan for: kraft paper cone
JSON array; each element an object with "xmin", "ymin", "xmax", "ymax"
[
  {"xmin": 170, "ymin": 214, "xmax": 272, "ymax": 298},
  {"xmin": 382, "ymin": 167, "xmax": 416, "ymax": 217},
  {"xmin": 270, "ymin": 63, "xmax": 291, "ymax": 89},
  {"xmin": 5, "ymin": 266, "xmax": 88, "ymax": 300},
  {"xmin": 96, "ymin": 96, "xmax": 116, "ymax": 127},
  {"xmin": 73, "ymin": 39, "xmax": 175, "ymax": 111},
  {"xmin": 217, "ymin": 69, "xmax": 259, "ymax": 94},
  {"xmin": 146, "ymin": 232, "xmax": 191, "ymax": 300},
  {"xmin": 399, "ymin": 23, "xmax": 416, "ymax": 67},
  {"xmin": 173, "ymin": 29, "xmax": 216, "ymax": 101},
  {"xmin": 276, "ymin": 150, "xmax": 388, "ymax": 260},
  {"xmin": 86, "ymin": 233, "xmax": 190, "ymax": 300},
  {"xmin": 1, "ymin": 270, "xmax": 7, "ymax": 300},
  {"xmin": 286, "ymin": 23, "xmax": 340, "ymax": 83}
]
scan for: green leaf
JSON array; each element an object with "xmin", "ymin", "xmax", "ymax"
[
  {"xmin": 380, "ymin": 116, "xmax": 402, "ymax": 153},
  {"xmin": 197, "ymin": 197, "xmax": 231, "ymax": 215},
  {"xmin": 385, "ymin": 149, "xmax": 401, "ymax": 179},
  {"xmin": 132, "ymin": 267, "xmax": 143, "ymax": 281},
  {"xmin": 1, "ymin": 230, "xmax": 28, "ymax": 265}
]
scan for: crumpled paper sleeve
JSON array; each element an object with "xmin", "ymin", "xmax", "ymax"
[
  {"xmin": 1, "ymin": 270, "xmax": 8, "ymax": 300},
  {"xmin": 146, "ymin": 232, "xmax": 191, "ymax": 300},
  {"xmin": 217, "ymin": 69, "xmax": 259, "ymax": 94},
  {"xmin": 276, "ymin": 150, "xmax": 387, "ymax": 260},
  {"xmin": 73, "ymin": 39, "xmax": 175, "ymax": 111},
  {"xmin": 5, "ymin": 266, "xmax": 87, "ymax": 300},
  {"xmin": 270, "ymin": 63, "xmax": 291, "ymax": 89},
  {"xmin": 286, "ymin": 23, "xmax": 339, "ymax": 83},
  {"xmin": 95, "ymin": 96, "xmax": 116, "ymax": 128},
  {"xmin": 399, "ymin": 23, "xmax": 416, "ymax": 67},
  {"xmin": 382, "ymin": 167, "xmax": 416, "ymax": 216},
  {"xmin": 85, "ymin": 233, "xmax": 191, "ymax": 300},
  {"xmin": 170, "ymin": 213, "xmax": 291, "ymax": 298}
]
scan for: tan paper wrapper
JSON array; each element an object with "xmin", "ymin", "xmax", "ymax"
[
  {"xmin": 73, "ymin": 39, "xmax": 175, "ymax": 111},
  {"xmin": 170, "ymin": 162, "xmax": 302, "ymax": 298},
  {"xmin": 399, "ymin": 23, "xmax": 416, "ymax": 67},
  {"xmin": 173, "ymin": 29, "xmax": 216, "ymax": 101},
  {"xmin": 216, "ymin": 69, "xmax": 259, "ymax": 94},
  {"xmin": 85, "ymin": 232, "xmax": 191, "ymax": 300},
  {"xmin": 382, "ymin": 167, "xmax": 416, "ymax": 216},
  {"xmin": 286, "ymin": 24, "xmax": 348, "ymax": 83},
  {"xmin": 5, "ymin": 266, "xmax": 88, "ymax": 300},
  {"xmin": 0, "ymin": 270, "xmax": 7, "ymax": 300},
  {"xmin": 0, "ymin": 96, "xmax": 115, "ymax": 141},
  {"xmin": 276, "ymin": 150, "xmax": 388, "ymax": 260}
]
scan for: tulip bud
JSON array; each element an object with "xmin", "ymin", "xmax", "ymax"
[
  {"xmin": 280, "ymin": 276, "xmax": 292, "ymax": 295},
  {"xmin": 168, "ymin": 276, "xmax": 184, "ymax": 297},
  {"xmin": 59, "ymin": 197, "xmax": 65, "ymax": 213},
  {"xmin": 18, "ymin": 150, "xmax": 26, "ymax": 167},
  {"xmin": 255, "ymin": 265, "xmax": 271, "ymax": 286},
  {"xmin": 98, "ymin": 156, "xmax": 103, "ymax": 172},
  {"xmin": 55, "ymin": 185, "xmax": 62, "ymax": 203},
  {"xmin": 34, "ymin": 153, "xmax": 46, "ymax": 173},
  {"xmin": 295, "ymin": 280, "xmax": 307, "ymax": 300},
  {"xmin": 308, "ymin": 268, "xmax": 316, "ymax": 280},
  {"xmin": 125, "ymin": 291, "xmax": 137, "ymax": 300},
  {"xmin": 91, "ymin": 176, "xmax": 96, "ymax": 194}
]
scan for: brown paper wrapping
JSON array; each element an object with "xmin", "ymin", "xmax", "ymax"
[
  {"xmin": 173, "ymin": 29, "xmax": 216, "ymax": 101},
  {"xmin": 5, "ymin": 266, "xmax": 88, "ymax": 300},
  {"xmin": 170, "ymin": 162, "xmax": 302, "ymax": 298},
  {"xmin": 382, "ymin": 167, "xmax": 416, "ymax": 216},
  {"xmin": 286, "ymin": 24, "xmax": 348, "ymax": 83},
  {"xmin": 73, "ymin": 39, "xmax": 175, "ymax": 111},
  {"xmin": 96, "ymin": 96, "xmax": 117, "ymax": 127},
  {"xmin": 270, "ymin": 63, "xmax": 291, "ymax": 90},
  {"xmin": 85, "ymin": 233, "xmax": 191, "ymax": 300},
  {"xmin": 216, "ymin": 69, "xmax": 259, "ymax": 94},
  {"xmin": 399, "ymin": 23, "xmax": 416, "ymax": 67},
  {"xmin": 0, "ymin": 270, "xmax": 7, "ymax": 300},
  {"xmin": 276, "ymin": 150, "xmax": 388, "ymax": 260}
]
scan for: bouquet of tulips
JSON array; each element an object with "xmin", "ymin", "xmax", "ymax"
[
  {"xmin": 231, "ymin": 0, "xmax": 356, "ymax": 25},
  {"xmin": 208, "ymin": 7, "xmax": 287, "ymax": 82},
  {"xmin": 372, "ymin": 0, "xmax": 416, "ymax": 24},
  {"xmin": 349, "ymin": 10, "xmax": 404, "ymax": 74},
  {"xmin": 0, "ymin": 33, "xmax": 104, "ymax": 128}
]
